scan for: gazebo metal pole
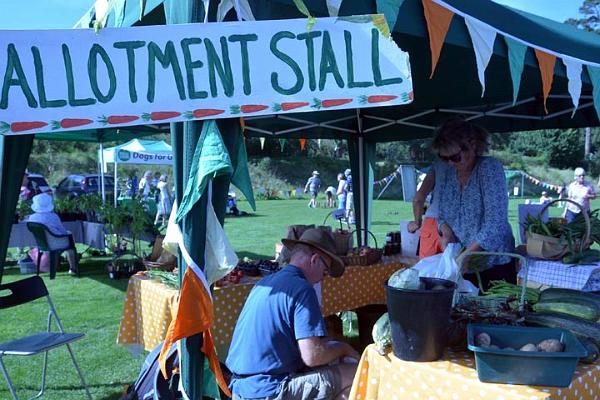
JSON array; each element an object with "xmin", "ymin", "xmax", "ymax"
[
  {"xmin": 99, "ymin": 142, "xmax": 106, "ymax": 203},
  {"xmin": 113, "ymin": 161, "xmax": 118, "ymax": 206}
]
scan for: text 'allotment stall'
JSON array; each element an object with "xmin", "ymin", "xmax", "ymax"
[{"xmin": 0, "ymin": 15, "xmax": 412, "ymax": 135}]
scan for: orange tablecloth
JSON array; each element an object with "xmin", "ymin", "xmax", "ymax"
[
  {"xmin": 350, "ymin": 344, "xmax": 600, "ymax": 400},
  {"xmin": 118, "ymin": 259, "xmax": 408, "ymax": 358}
]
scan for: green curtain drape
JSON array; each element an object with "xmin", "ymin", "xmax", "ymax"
[{"xmin": 0, "ymin": 135, "xmax": 34, "ymax": 283}]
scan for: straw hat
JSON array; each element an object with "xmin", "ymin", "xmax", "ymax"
[
  {"xmin": 31, "ymin": 193, "xmax": 54, "ymax": 213},
  {"xmin": 282, "ymin": 228, "xmax": 344, "ymax": 278},
  {"xmin": 344, "ymin": 168, "xmax": 351, "ymax": 177},
  {"xmin": 574, "ymin": 167, "xmax": 586, "ymax": 177}
]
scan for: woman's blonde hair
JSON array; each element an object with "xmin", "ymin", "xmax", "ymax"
[{"xmin": 431, "ymin": 118, "xmax": 490, "ymax": 156}]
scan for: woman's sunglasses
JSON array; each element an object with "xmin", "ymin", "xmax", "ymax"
[{"xmin": 438, "ymin": 150, "xmax": 462, "ymax": 163}]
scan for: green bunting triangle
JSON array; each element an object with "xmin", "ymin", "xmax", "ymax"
[
  {"xmin": 175, "ymin": 120, "xmax": 233, "ymax": 223},
  {"xmin": 587, "ymin": 66, "xmax": 600, "ymax": 121},
  {"xmin": 279, "ymin": 138, "xmax": 286, "ymax": 152},
  {"xmin": 230, "ymin": 132, "xmax": 256, "ymax": 211},
  {"xmin": 504, "ymin": 37, "xmax": 527, "ymax": 106},
  {"xmin": 375, "ymin": 0, "xmax": 405, "ymax": 34}
]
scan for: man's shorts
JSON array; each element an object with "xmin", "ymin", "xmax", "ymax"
[
  {"xmin": 419, "ymin": 217, "xmax": 443, "ymax": 258},
  {"xmin": 232, "ymin": 365, "xmax": 343, "ymax": 400},
  {"xmin": 310, "ymin": 190, "xmax": 318, "ymax": 199}
]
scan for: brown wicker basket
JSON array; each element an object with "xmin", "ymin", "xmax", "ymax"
[
  {"xmin": 340, "ymin": 229, "xmax": 383, "ymax": 266},
  {"xmin": 142, "ymin": 236, "xmax": 177, "ymax": 271}
]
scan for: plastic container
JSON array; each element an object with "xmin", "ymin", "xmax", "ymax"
[
  {"xmin": 467, "ymin": 323, "xmax": 588, "ymax": 387},
  {"xmin": 385, "ymin": 277, "xmax": 456, "ymax": 361}
]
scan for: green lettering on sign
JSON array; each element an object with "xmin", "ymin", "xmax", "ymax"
[
  {"xmin": 31, "ymin": 46, "xmax": 66, "ymax": 108},
  {"xmin": 62, "ymin": 44, "xmax": 95, "ymax": 107},
  {"xmin": 88, "ymin": 44, "xmax": 117, "ymax": 103},
  {"xmin": 147, "ymin": 41, "xmax": 186, "ymax": 102},
  {"xmin": 297, "ymin": 30, "xmax": 321, "ymax": 91},
  {"xmin": 344, "ymin": 30, "xmax": 372, "ymax": 89},
  {"xmin": 371, "ymin": 28, "xmax": 402, "ymax": 87},
  {"xmin": 319, "ymin": 31, "xmax": 344, "ymax": 91},
  {"xmin": 229, "ymin": 34, "xmax": 258, "ymax": 96},
  {"xmin": 181, "ymin": 37, "xmax": 208, "ymax": 99},
  {"xmin": 205, "ymin": 37, "xmax": 234, "ymax": 98},
  {"xmin": 270, "ymin": 31, "xmax": 304, "ymax": 95},
  {"xmin": 1, "ymin": 44, "xmax": 38, "ymax": 110},
  {"xmin": 113, "ymin": 40, "xmax": 145, "ymax": 103}
]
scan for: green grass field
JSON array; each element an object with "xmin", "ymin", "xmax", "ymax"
[{"xmin": 0, "ymin": 197, "xmax": 592, "ymax": 399}]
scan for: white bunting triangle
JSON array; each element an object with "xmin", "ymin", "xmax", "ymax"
[
  {"xmin": 326, "ymin": 0, "xmax": 343, "ymax": 17},
  {"xmin": 464, "ymin": 16, "xmax": 497, "ymax": 98},
  {"xmin": 216, "ymin": 0, "xmax": 256, "ymax": 22},
  {"xmin": 562, "ymin": 57, "xmax": 583, "ymax": 117},
  {"xmin": 259, "ymin": 137, "xmax": 265, "ymax": 150}
]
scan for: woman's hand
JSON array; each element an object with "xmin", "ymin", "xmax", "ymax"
[
  {"xmin": 439, "ymin": 224, "xmax": 458, "ymax": 249},
  {"xmin": 407, "ymin": 221, "xmax": 421, "ymax": 233}
]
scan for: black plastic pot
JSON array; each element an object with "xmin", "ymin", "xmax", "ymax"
[{"xmin": 385, "ymin": 277, "xmax": 456, "ymax": 362}]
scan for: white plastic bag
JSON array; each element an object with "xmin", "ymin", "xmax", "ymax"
[
  {"xmin": 413, "ymin": 243, "xmax": 478, "ymax": 295},
  {"xmin": 388, "ymin": 268, "xmax": 420, "ymax": 289}
]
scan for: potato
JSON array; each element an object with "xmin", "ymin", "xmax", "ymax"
[
  {"xmin": 519, "ymin": 343, "xmax": 538, "ymax": 352},
  {"xmin": 537, "ymin": 339, "xmax": 564, "ymax": 352},
  {"xmin": 475, "ymin": 332, "xmax": 491, "ymax": 347}
]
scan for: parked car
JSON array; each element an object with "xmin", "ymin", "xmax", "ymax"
[
  {"xmin": 54, "ymin": 174, "xmax": 115, "ymax": 199},
  {"xmin": 20, "ymin": 173, "xmax": 52, "ymax": 200}
]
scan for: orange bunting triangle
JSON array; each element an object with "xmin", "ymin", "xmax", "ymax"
[
  {"xmin": 534, "ymin": 49, "xmax": 556, "ymax": 114},
  {"xmin": 299, "ymin": 138, "xmax": 306, "ymax": 151},
  {"xmin": 158, "ymin": 268, "xmax": 231, "ymax": 397},
  {"xmin": 239, "ymin": 117, "xmax": 246, "ymax": 132},
  {"xmin": 422, "ymin": 0, "xmax": 454, "ymax": 79}
]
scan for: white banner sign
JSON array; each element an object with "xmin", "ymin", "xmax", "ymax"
[
  {"xmin": 0, "ymin": 15, "xmax": 412, "ymax": 135},
  {"xmin": 115, "ymin": 149, "xmax": 173, "ymax": 165}
]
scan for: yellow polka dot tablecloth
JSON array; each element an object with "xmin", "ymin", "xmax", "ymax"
[
  {"xmin": 349, "ymin": 344, "xmax": 600, "ymax": 400},
  {"xmin": 117, "ymin": 273, "xmax": 178, "ymax": 352}
]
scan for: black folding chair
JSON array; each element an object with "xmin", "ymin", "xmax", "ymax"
[
  {"xmin": 26, "ymin": 222, "xmax": 78, "ymax": 279},
  {"xmin": 0, "ymin": 276, "xmax": 91, "ymax": 399}
]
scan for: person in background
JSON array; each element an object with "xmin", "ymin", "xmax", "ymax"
[
  {"xmin": 336, "ymin": 172, "xmax": 347, "ymax": 211},
  {"xmin": 138, "ymin": 170, "xmax": 153, "ymax": 200},
  {"xmin": 344, "ymin": 169, "xmax": 355, "ymax": 224},
  {"xmin": 324, "ymin": 185, "xmax": 336, "ymax": 208},
  {"xmin": 539, "ymin": 191, "xmax": 553, "ymax": 205},
  {"xmin": 407, "ymin": 160, "xmax": 451, "ymax": 258},
  {"xmin": 304, "ymin": 170, "xmax": 321, "ymax": 208},
  {"xmin": 154, "ymin": 175, "xmax": 172, "ymax": 226},
  {"xmin": 226, "ymin": 229, "xmax": 359, "ymax": 400},
  {"xmin": 20, "ymin": 173, "xmax": 32, "ymax": 200},
  {"xmin": 27, "ymin": 193, "xmax": 79, "ymax": 275},
  {"xmin": 564, "ymin": 167, "xmax": 596, "ymax": 222},
  {"xmin": 432, "ymin": 118, "xmax": 515, "ymax": 291}
]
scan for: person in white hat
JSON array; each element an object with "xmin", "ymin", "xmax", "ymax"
[
  {"xmin": 227, "ymin": 229, "xmax": 358, "ymax": 400},
  {"xmin": 27, "ymin": 193, "xmax": 79, "ymax": 274},
  {"xmin": 564, "ymin": 167, "xmax": 596, "ymax": 222},
  {"xmin": 303, "ymin": 170, "xmax": 321, "ymax": 208}
]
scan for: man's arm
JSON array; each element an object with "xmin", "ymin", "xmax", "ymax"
[
  {"xmin": 298, "ymin": 337, "xmax": 360, "ymax": 367},
  {"xmin": 408, "ymin": 170, "xmax": 435, "ymax": 233}
]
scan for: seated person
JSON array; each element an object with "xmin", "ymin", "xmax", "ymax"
[
  {"xmin": 27, "ymin": 193, "xmax": 79, "ymax": 275},
  {"xmin": 226, "ymin": 229, "xmax": 359, "ymax": 400},
  {"xmin": 539, "ymin": 191, "xmax": 552, "ymax": 204}
]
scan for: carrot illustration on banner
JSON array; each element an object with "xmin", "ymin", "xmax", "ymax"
[
  {"xmin": 272, "ymin": 102, "xmax": 310, "ymax": 112},
  {"xmin": 0, "ymin": 121, "xmax": 48, "ymax": 133},
  {"xmin": 99, "ymin": 115, "xmax": 140, "ymax": 125},
  {"xmin": 230, "ymin": 104, "xmax": 269, "ymax": 114},
  {"xmin": 311, "ymin": 98, "xmax": 353, "ymax": 109},
  {"xmin": 142, "ymin": 111, "xmax": 181, "ymax": 121},
  {"xmin": 359, "ymin": 95, "xmax": 398, "ymax": 104},
  {"xmin": 183, "ymin": 109, "xmax": 225, "ymax": 119},
  {"xmin": 51, "ymin": 118, "xmax": 93, "ymax": 129}
]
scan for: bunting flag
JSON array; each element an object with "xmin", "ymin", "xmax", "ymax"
[
  {"xmin": 376, "ymin": 0, "xmax": 403, "ymax": 33},
  {"xmin": 216, "ymin": 0, "xmax": 255, "ymax": 22},
  {"xmin": 374, "ymin": 166, "xmax": 402, "ymax": 186},
  {"xmin": 422, "ymin": 0, "xmax": 454, "ymax": 79},
  {"xmin": 239, "ymin": 117, "xmax": 246, "ymax": 132},
  {"xmin": 230, "ymin": 131, "xmax": 257, "ymax": 211},
  {"xmin": 279, "ymin": 138, "xmax": 286, "ymax": 152},
  {"xmin": 535, "ymin": 49, "xmax": 556, "ymax": 114},
  {"xmin": 326, "ymin": 0, "xmax": 343, "ymax": 16},
  {"xmin": 563, "ymin": 58, "xmax": 583, "ymax": 116},
  {"xmin": 504, "ymin": 37, "xmax": 527, "ymax": 105},
  {"xmin": 299, "ymin": 138, "xmax": 306, "ymax": 151},
  {"xmin": 317, "ymin": 138, "xmax": 322, "ymax": 148},
  {"xmin": 464, "ymin": 16, "xmax": 496, "ymax": 97},
  {"xmin": 507, "ymin": 170, "xmax": 563, "ymax": 194},
  {"xmin": 588, "ymin": 66, "xmax": 600, "ymax": 120},
  {"xmin": 426, "ymin": 0, "xmax": 600, "ymax": 119},
  {"xmin": 259, "ymin": 137, "xmax": 266, "ymax": 150}
]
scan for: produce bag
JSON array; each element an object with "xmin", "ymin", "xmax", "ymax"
[
  {"xmin": 412, "ymin": 243, "xmax": 478, "ymax": 295},
  {"xmin": 388, "ymin": 268, "xmax": 420, "ymax": 289},
  {"xmin": 372, "ymin": 313, "xmax": 392, "ymax": 355}
]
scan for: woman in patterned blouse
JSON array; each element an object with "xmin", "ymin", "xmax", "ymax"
[{"xmin": 432, "ymin": 118, "xmax": 516, "ymax": 291}]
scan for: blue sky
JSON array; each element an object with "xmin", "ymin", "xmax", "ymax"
[{"xmin": 0, "ymin": 0, "xmax": 586, "ymax": 29}]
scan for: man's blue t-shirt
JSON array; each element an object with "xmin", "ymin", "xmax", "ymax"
[{"xmin": 225, "ymin": 265, "xmax": 327, "ymax": 398}]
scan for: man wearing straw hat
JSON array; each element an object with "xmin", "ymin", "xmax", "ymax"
[{"xmin": 226, "ymin": 229, "xmax": 359, "ymax": 400}]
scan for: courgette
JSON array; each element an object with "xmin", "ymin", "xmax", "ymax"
[
  {"xmin": 524, "ymin": 312, "xmax": 600, "ymax": 346},
  {"xmin": 578, "ymin": 336, "xmax": 600, "ymax": 364},
  {"xmin": 539, "ymin": 288, "xmax": 600, "ymax": 310},
  {"xmin": 533, "ymin": 297, "xmax": 600, "ymax": 321}
]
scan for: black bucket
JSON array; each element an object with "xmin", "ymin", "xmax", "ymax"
[{"xmin": 385, "ymin": 277, "xmax": 457, "ymax": 362}]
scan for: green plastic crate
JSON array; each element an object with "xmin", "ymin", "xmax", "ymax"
[{"xmin": 467, "ymin": 323, "xmax": 588, "ymax": 387}]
